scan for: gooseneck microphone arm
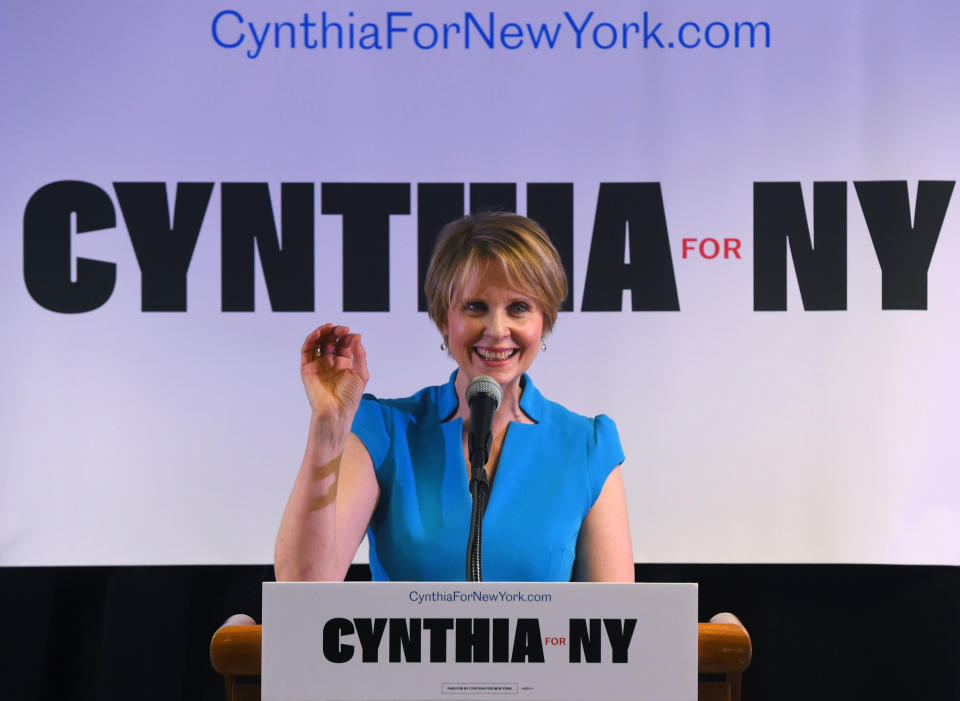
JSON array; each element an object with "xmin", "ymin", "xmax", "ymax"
[
  {"xmin": 466, "ymin": 430, "xmax": 491, "ymax": 582},
  {"xmin": 464, "ymin": 376, "xmax": 502, "ymax": 582}
]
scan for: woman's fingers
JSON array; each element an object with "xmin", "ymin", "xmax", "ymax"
[
  {"xmin": 334, "ymin": 333, "xmax": 361, "ymax": 359},
  {"xmin": 354, "ymin": 338, "xmax": 369, "ymax": 383},
  {"xmin": 301, "ymin": 326, "xmax": 369, "ymax": 386},
  {"xmin": 299, "ymin": 326, "xmax": 369, "ymax": 416},
  {"xmin": 328, "ymin": 334, "xmax": 369, "ymax": 379},
  {"xmin": 328, "ymin": 333, "xmax": 361, "ymax": 370},
  {"xmin": 302, "ymin": 324, "xmax": 352, "ymax": 366},
  {"xmin": 338, "ymin": 333, "xmax": 369, "ymax": 382},
  {"xmin": 302, "ymin": 324, "xmax": 334, "ymax": 362}
]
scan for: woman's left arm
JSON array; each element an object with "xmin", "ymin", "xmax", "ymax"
[{"xmin": 573, "ymin": 466, "xmax": 634, "ymax": 582}]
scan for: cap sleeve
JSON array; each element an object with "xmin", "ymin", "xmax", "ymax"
[
  {"xmin": 350, "ymin": 394, "xmax": 391, "ymax": 469},
  {"xmin": 586, "ymin": 414, "xmax": 625, "ymax": 504}
]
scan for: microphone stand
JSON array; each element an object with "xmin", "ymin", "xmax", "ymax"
[{"xmin": 466, "ymin": 431, "xmax": 491, "ymax": 582}]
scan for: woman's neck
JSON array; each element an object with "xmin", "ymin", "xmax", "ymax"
[{"xmin": 453, "ymin": 370, "xmax": 527, "ymax": 427}]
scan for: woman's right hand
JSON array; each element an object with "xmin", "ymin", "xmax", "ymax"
[{"xmin": 300, "ymin": 324, "xmax": 369, "ymax": 426}]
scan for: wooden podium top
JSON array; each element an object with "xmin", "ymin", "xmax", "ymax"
[{"xmin": 211, "ymin": 614, "xmax": 751, "ymax": 701}]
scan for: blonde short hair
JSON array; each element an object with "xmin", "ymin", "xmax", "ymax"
[{"xmin": 424, "ymin": 212, "xmax": 568, "ymax": 334}]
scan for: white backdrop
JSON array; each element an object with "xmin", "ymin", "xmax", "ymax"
[{"xmin": 1, "ymin": 1, "xmax": 957, "ymax": 566}]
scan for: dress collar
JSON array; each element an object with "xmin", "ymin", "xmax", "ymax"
[{"xmin": 437, "ymin": 370, "xmax": 543, "ymax": 423}]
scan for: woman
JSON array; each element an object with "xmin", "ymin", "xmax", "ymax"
[{"xmin": 275, "ymin": 213, "xmax": 633, "ymax": 582}]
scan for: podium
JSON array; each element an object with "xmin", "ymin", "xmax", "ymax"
[{"xmin": 210, "ymin": 612, "xmax": 751, "ymax": 701}]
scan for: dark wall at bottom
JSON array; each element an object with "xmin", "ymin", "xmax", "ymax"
[{"xmin": 1, "ymin": 564, "xmax": 956, "ymax": 700}]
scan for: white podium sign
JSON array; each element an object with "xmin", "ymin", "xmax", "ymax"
[{"xmin": 263, "ymin": 582, "xmax": 697, "ymax": 701}]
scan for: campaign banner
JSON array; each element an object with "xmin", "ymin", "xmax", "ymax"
[
  {"xmin": 262, "ymin": 581, "xmax": 697, "ymax": 701},
  {"xmin": 1, "ymin": 1, "xmax": 957, "ymax": 566}
]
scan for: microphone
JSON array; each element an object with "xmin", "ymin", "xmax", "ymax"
[
  {"xmin": 464, "ymin": 375, "xmax": 501, "ymax": 582},
  {"xmin": 465, "ymin": 375, "xmax": 502, "ymax": 468}
]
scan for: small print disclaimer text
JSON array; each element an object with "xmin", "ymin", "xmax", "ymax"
[{"xmin": 443, "ymin": 682, "xmax": 519, "ymax": 694}]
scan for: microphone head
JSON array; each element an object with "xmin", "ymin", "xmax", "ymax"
[{"xmin": 465, "ymin": 375, "xmax": 503, "ymax": 411}]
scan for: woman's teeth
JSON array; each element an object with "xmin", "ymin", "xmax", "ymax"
[{"xmin": 476, "ymin": 348, "xmax": 517, "ymax": 361}]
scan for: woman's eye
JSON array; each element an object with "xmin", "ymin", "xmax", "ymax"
[
  {"xmin": 464, "ymin": 301, "xmax": 486, "ymax": 312},
  {"xmin": 510, "ymin": 302, "xmax": 530, "ymax": 314}
]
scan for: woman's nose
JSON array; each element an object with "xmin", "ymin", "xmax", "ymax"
[{"xmin": 484, "ymin": 309, "xmax": 509, "ymax": 338}]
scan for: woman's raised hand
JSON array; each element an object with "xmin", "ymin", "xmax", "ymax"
[
  {"xmin": 280, "ymin": 326, "xmax": 374, "ymax": 582},
  {"xmin": 300, "ymin": 324, "xmax": 369, "ymax": 425}
]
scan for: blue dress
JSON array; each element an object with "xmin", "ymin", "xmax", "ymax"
[{"xmin": 350, "ymin": 371, "xmax": 624, "ymax": 581}]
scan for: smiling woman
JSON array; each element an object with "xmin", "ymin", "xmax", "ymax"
[
  {"xmin": 425, "ymin": 213, "xmax": 566, "ymax": 410},
  {"xmin": 442, "ymin": 266, "xmax": 544, "ymax": 393},
  {"xmin": 275, "ymin": 212, "xmax": 634, "ymax": 583}
]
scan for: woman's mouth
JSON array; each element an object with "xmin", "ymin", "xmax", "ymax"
[{"xmin": 475, "ymin": 347, "xmax": 518, "ymax": 361}]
